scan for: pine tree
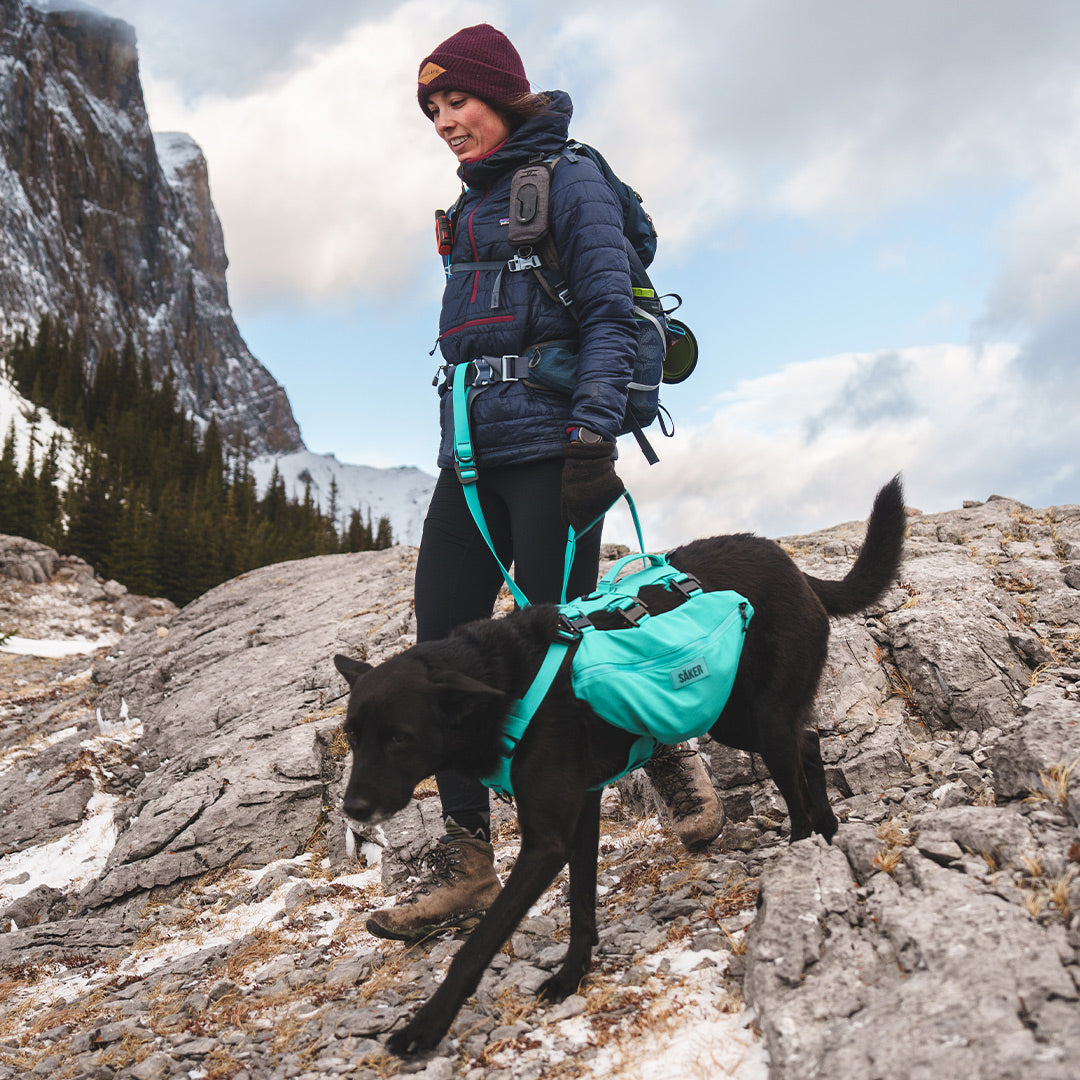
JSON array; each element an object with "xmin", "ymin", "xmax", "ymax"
[
  {"xmin": 36, "ymin": 435, "xmax": 64, "ymax": 548},
  {"xmin": 374, "ymin": 516, "xmax": 393, "ymax": 550},
  {"xmin": 65, "ymin": 447, "xmax": 118, "ymax": 575},
  {"xmin": 0, "ymin": 423, "xmax": 19, "ymax": 535},
  {"xmin": 15, "ymin": 436, "xmax": 40, "ymax": 541}
]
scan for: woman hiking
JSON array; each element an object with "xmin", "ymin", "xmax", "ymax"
[{"xmin": 365, "ymin": 23, "xmax": 721, "ymax": 942}]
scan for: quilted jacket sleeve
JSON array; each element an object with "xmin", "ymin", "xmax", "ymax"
[{"xmin": 548, "ymin": 158, "xmax": 638, "ymax": 441}]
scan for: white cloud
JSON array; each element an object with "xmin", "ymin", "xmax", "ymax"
[
  {"xmin": 606, "ymin": 341, "xmax": 1076, "ymax": 548},
  {"xmin": 140, "ymin": 1, "xmax": 493, "ymax": 307},
  {"xmin": 127, "ymin": 0, "xmax": 1080, "ymax": 331}
]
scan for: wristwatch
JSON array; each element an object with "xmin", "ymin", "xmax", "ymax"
[{"xmin": 569, "ymin": 426, "xmax": 603, "ymax": 445}]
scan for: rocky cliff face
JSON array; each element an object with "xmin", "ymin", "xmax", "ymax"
[
  {"xmin": 0, "ymin": 0, "xmax": 302, "ymax": 454},
  {"xmin": 0, "ymin": 493, "xmax": 1078, "ymax": 1079}
]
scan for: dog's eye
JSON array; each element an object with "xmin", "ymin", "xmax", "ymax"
[{"xmin": 387, "ymin": 731, "xmax": 411, "ymax": 748}]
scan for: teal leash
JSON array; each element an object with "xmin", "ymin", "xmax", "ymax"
[{"xmin": 451, "ymin": 366, "xmax": 654, "ymax": 795}]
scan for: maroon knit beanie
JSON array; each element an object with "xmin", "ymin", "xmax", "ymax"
[{"xmin": 417, "ymin": 24, "xmax": 530, "ymax": 117}]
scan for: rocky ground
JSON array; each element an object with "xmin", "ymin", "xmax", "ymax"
[{"xmin": 0, "ymin": 491, "xmax": 1078, "ymax": 1080}]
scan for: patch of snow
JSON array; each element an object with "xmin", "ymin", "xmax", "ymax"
[
  {"xmin": 154, "ymin": 131, "xmax": 203, "ymax": 187},
  {"xmin": 0, "ymin": 374, "xmax": 80, "ymax": 484},
  {"xmin": 93, "ymin": 698, "xmax": 143, "ymax": 744},
  {"xmin": 0, "ymin": 791, "xmax": 120, "ymax": 908},
  {"xmin": 1, "ymin": 633, "xmax": 117, "ymax": 657}
]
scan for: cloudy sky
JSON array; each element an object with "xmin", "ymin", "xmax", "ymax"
[{"xmin": 77, "ymin": 0, "xmax": 1080, "ymax": 544}]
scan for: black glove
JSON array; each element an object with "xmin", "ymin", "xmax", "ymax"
[{"xmin": 560, "ymin": 438, "xmax": 625, "ymax": 532}]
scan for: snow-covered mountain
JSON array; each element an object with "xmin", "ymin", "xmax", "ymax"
[
  {"xmin": 0, "ymin": 0, "xmax": 300, "ymax": 454},
  {"xmin": 249, "ymin": 450, "xmax": 434, "ymax": 547},
  {"xmin": 0, "ymin": 0, "xmax": 435, "ymax": 543}
]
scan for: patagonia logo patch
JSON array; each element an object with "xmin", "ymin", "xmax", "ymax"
[
  {"xmin": 671, "ymin": 657, "xmax": 710, "ymax": 690},
  {"xmin": 499, "ymin": 217, "xmax": 510, "ymax": 226},
  {"xmin": 418, "ymin": 62, "xmax": 446, "ymax": 85}
]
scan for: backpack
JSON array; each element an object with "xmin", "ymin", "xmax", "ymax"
[
  {"xmin": 479, "ymin": 540, "xmax": 753, "ymax": 798},
  {"xmin": 437, "ymin": 142, "xmax": 698, "ymax": 464}
]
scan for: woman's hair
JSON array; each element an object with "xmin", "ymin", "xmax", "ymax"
[{"xmin": 496, "ymin": 92, "xmax": 553, "ymax": 128}]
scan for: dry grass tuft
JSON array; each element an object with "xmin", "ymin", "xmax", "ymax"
[
  {"xmin": 1046, "ymin": 871, "xmax": 1076, "ymax": 922},
  {"xmin": 993, "ymin": 573, "xmax": 1036, "ymax": 594},
  {"xmin": 704, "ymin": 878, "xmax": 759, "ymax": 922},
  {"xmin": 884, "ymin": 668, "xmax": 923, "ymax": 718},
  {"xmin": 1022, "ymin": 890, "xmax": 1047, "ymax": 919},
  {"xmin": 413, "ymin": 776, "xmax": 441, "ymax": 801},
  {"xmin": 873, "ymin": 815, "xmax": 914, "ymax": 876},
  {"xmin": 327, "ymin": 726, "xmax": 349, "ymax": 760},
  {"xmin": 226, "ymin": 926, "xmax": 292, "ymax": 981},
  {"xmin": 1024, "ymin": 759, "xmax": 1078, "ymax": 807},
  {"xmin": 876, "ymin": 817, "xmax": 913, "ymax": 848},
  {"xmin": 872, "ymin": 847, "xmax": 905, "ymax": 875}
]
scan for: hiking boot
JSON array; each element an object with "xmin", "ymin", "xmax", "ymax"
[
  {"xmin": 366, "ymin": 834, "xmax": 502, "ymax": 942},
  {"xmin": 643, "ymin": 742, "xmax": 723, "ymax": 851}
]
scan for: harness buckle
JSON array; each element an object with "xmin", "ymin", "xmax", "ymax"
[
  {"xmin": 671, "ymin": 574, "xmax": 703, "ymax": 599},
  {"xmin": 469, "ymin": 358, "xmax": 495, "ymax": 386},
  {"xmin": 618, "ymin": 601, "xmax": 649, "ymax": 627},
  {"xmin": 508, "ymin": 252, "xmax": 542, "ymax": 273},
  {"xmin": 556, "ymin": 612, "xmax": 590, "ymax": 639}
]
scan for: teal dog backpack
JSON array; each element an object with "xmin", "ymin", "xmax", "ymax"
[
  {"xmin": 447, "ymin": 375, "xmax": 753, "ymax": 797},
  {"xmin": 477, "ymin": 536, "xmax": 753, "ymax": 798}
]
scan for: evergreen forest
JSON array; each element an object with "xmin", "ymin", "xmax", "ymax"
[{"xmin": 0, "ymin": 318, "xmax": 393, "ymax": 606}]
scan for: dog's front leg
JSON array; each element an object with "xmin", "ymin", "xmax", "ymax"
[
  {"xmin": 538, "ymin": 788, "xmax": 601, "ymax": 1001},
  {"xmin": 386, "ymin": 845, "xmax": 568, "ymax": 1056}
]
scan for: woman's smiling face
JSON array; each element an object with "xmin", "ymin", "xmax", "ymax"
[{"xmin": 427, "ymin": 90, "xmax": 511, "ymax": 162}]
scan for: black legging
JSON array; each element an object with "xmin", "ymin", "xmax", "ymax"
[{"xmin": 414, "ymin": 460, "xmax": 603, "ymax": 837}]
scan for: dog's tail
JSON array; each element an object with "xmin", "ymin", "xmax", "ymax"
[{"xmin": 805, "ymin": 476, "xmax": 906, "ymax": 616}]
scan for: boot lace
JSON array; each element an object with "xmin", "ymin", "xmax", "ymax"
[
  {"xmin": 401, "ymin": 843, "xmax": 463, "ymax": 902},
  {"xmin": 645, "ymin": 746, "xmax": 705, "ymax": 821}
]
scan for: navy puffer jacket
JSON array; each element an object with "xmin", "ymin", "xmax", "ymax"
[{"xmin": 435, "ymin": 91, "xmax": 637, "ymax": 470}]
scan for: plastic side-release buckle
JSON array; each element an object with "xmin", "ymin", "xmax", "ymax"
[
  {"xmin": 671, "ymin": 574, "xmax": 704, "ymax": 599},
  {"xmin": 556, "ymin": 612, "xmax": 591, "ymax": 639},
  {"xmin": 618, "ymin": 600, "xmax": 649, "ymax": 626},
  {"xmin": 508, "ymin": 252, "xmax": 542, "ymax": 273}
]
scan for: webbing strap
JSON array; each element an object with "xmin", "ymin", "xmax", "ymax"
[
  {"xmin": 451, "ymin": 372, "xmax": 530, "ymax": 609},
  {"xmin": 478, "ymin": 640, "xmax": 569, "ymax": 797}
]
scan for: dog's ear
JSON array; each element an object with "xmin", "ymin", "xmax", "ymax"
[
  {"xmin": 334, "ymin": 653, "xmax": 373, "ymax": 688},
  {"xmin": 430, "ymin": 670, "xmax": 506, "ymax": 722}
]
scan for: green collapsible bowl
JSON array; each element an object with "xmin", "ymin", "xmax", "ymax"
[{"xmin": 662, "ymin": 319, "xmax": 698, "ymax": 384}]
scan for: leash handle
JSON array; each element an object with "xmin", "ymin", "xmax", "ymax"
[{"xmin": 561, "ymin": 490, "xmax": 646, "ymax": 603}]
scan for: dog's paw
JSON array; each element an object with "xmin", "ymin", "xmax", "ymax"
[
  {"xmin": 386, "ymin": 1012, "xmax": 446, "ymax": 1057},
  {"xmin": 537, "ymin": 970, "xmax": 583, "ymax": 1003}
]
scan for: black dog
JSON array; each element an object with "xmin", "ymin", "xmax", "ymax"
[{"xmin": 333, "ymin": 477, "xmax": 905, "ymax": 1055}]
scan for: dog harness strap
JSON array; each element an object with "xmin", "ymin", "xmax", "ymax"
[
  {"xmin": 451, "ymin": 372, "xmax": 531, "ymax": 609},
  {"xmin": 478, "ymin": 641, "xmax": 570, "ymax": 797}
]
